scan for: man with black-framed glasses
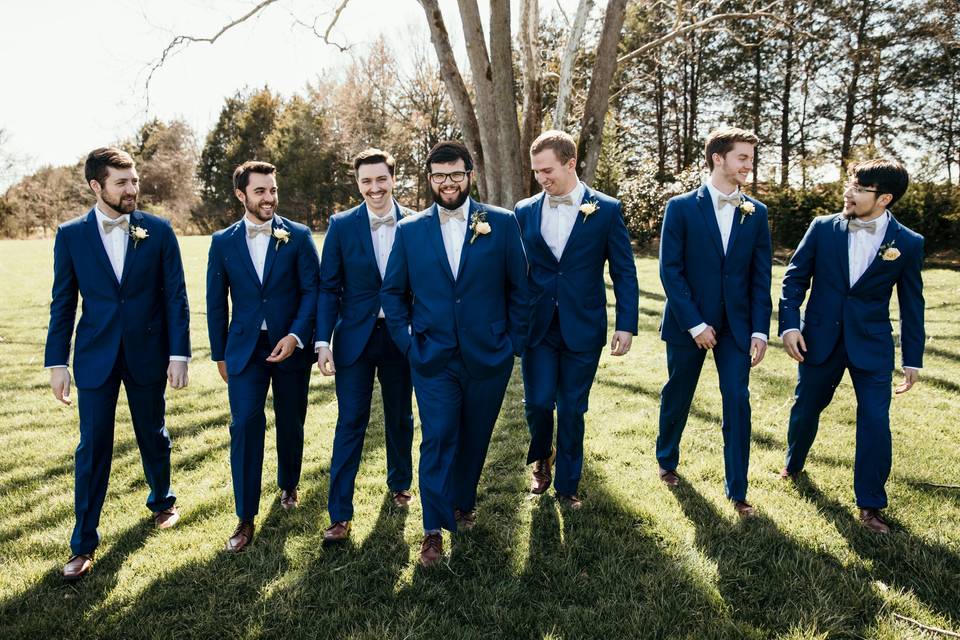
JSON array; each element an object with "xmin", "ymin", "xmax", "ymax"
[
  {"xmin": 779, "ymin": 158, "xmax": 925, "ymax": 533},
  {"xmin": 380, "ymin": 141, "xmax": 529, "ymax": 567}
]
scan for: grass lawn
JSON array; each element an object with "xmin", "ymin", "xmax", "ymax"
[{"xmin": 0, "ymin": 234, "xmax": 958, "ymax": 639}]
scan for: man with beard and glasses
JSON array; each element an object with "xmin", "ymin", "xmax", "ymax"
[
  {"xmin": 514, "ymin": 130, "xmax": 639, "ymax": 510},
  {"xmin": 316, "ymin": 149, "xmax": 416, "ymax": 545},
  {"xmin": 206, "ymin": 161, "xmax": 320, "ymax": 552},
  {"xmin": 656, "ymin": 127, "xmax": 773, "ymax": 518},
  {"xmin": 380, "ymin": 141, "xmax": 529, "ymax": 567},
  {"xmin": 779, "ymin": 159, "xmax": 924, "ymax": 534},
  {"xmin": 45, "ymin": 147, "xmax": 191, "ymax": 580}
]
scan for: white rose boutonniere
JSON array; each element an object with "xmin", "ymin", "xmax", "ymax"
[
  {"xmin": 879, "ymin": 241, "xmax": 900, "ymax": 261},
  {"xmin": 273, "ymin": 227, "xmax": 291, "ymax": 250},
  {"xmin": 470, "ymin": 209, "xmax": 491, "ymax": 244},
  {"xmin": 579, "ymin": 199, "xmax": 600, "ymax": 222},
  {"xmin": 739, "ymin": 199, "xmax": 755, "ymax": 224},
  {"xmin": 129, "ymin": 225, "xmax": 149, "ymax": 248}
]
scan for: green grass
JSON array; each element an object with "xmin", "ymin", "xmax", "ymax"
[{"xmin": 0, "ymin": 235, "xmax": 958, "ymax": 639}]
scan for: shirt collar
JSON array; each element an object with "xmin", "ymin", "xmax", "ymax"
[
  {"xmin": 705, "ymin": 180, "xmax": 739, "ymax": 206},
  {"xmin": 439, "ymin": 197, "xmax": 471, "ymax": 219},
  {"xmin": 851, "ymin": 210, "xmax": 890, "ymax": 235},
  {"xmin": 367, "ymin": 202, "xmax": 397, "ymax": 224},
  {"xmin": 543, "ymin": 182, "xmax": 585, "ymax": 208},
  {"xmin": 94, "ymin": 204, "xmax": 129, "ymax": 225},
  {"xmin": 243, "ymin": 216, "xmax": 274, "ymax": 231}
]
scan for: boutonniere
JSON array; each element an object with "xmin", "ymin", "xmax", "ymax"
[
  {"xmin": 738, "ymin": 199, "xmax": 755, "ymax": 224},
  {"xmin": 129, "ymin": 225, "xmax": 149, "ymax": 248},
  {"xmin": 579, "ymin": 199, "xmax": 599, "ymax": 222},
  {"xmin": 272, "ymin": 227, "xmax": 290, "ymax": 250},
  {"xmin": 469, "ymin": 209, "xmax": 491, "ymax": 244},
  {"xmin": 879, "ymin": 240, "xmax": 900, "ymax": 261}
]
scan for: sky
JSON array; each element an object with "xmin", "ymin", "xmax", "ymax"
[{"xmin": 1, "ymin": 0, "xmax": 574, "ymax": 189}]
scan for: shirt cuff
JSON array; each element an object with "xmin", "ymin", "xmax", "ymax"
[
  {"xmin": 904, "ymin": 366, "xmax": 921, "ymax": 371},
  {"xmin": 288, "ymin": 333, "xmax": 303, "ymax": 350},
  {"xmin": 751, "ymin": 333, "xmax": 768, "ymax": 343},
  {"xmin": 780, "ymin": 328, "xmax": 800, "ymax": 337},
  {"xmin": 688, "ymin": 323, "xmax": 708, "ymax": 338},
  {"xmin": 169, "ymin": 356, "xmax": 190, "ymax": 363},
  {"xmin": 45, "ymin": 365, "xmax": 68, "ymax": 369},
  {"xmin": 315, "ymin": 341, "xmax": 330, "ymax": 352}
]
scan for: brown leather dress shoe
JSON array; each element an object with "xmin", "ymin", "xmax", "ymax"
[
  {"xmin": 658, "ymin": 467, "xmax": 680, "ymax": 487},
  {"xmin": 323, "ymin": 520, "xmax": 351, "ymax": 544},
  {"xmin": 153, "ymin": 506, "xmax": 180, "ymax": 529},
  {"xmin": 419, "ymin": 532, "xmax": 443, "ymax": 567},
  {"xmin": 733, "ymin": 500, "xmax": 756, "ymax": 518},
  {"xmin": 454, "ymin": 508, "xmax": 476, "ymax": 531},
  {"xmin": 859, "ymin": 508, "xmax": 890, "ymax": 534},
  {"xmin": 225, "ymin": 520, "xmax": 255, "ymax": 553},
  {"xmin": 280, "ymin": 488, "xmax": 299, "ymax": 510},
  {"xmin": 392, "ymin": 490, "xmax": 412, "ymax": 507},
  {"xmin": 530, "ymin": 459, "xmax": 553, "ymax": 495},
  {"xmin": 62, "ymin": 553, "xmax": 93, "ymax": 581},
  {"xmin": 557, "ymin": 493, "xmax": 583, "ymax": 510}
]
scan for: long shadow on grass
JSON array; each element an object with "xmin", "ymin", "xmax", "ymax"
[
  {"xmin": 672, "ymin": 481, "xmax": 885, "ymax": 637},
  {"xmin": 795, "ymin": 475, "xmax": 960, "ymax": 624}
]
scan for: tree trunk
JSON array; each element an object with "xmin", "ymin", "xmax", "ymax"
[
  {"xmin": 576, "ymin": 0, "xmax": 628, "ymax": 185},
  {"xmin": 752, "ymin": 28, "xmax": 762, "ymax": 192},
  {"xmin": 416, "ymin": 0, "xmax": 488, "ymax": 200},
  {"xmin": 841, "ymin": 0, "xmax": 871, "ymax": 172},
  {"xmin": 780, "ymin": 0, "xmax": 795, "ymax": 188},
  {"xmin": 489, "ymin": 0, "xmax": 525, "ymax": 205},
  {"xmin": 555, "ymin": 0, "xmax": 594, "ymax": 129},
  {"xmin": 519, "ymin": 0, "xmax": 542, "ymax": 194}
]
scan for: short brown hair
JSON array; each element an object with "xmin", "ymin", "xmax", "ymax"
[
  {"xmin": 354, "ymin": 148, "xmax": 396, "ymax": 176},
  {"xmin": 704, "ymin": 127, "xmax": 759, "ymax": 171},
  {"xmin": 233, "ymin": 161, "xmax": 277, "ymax": 193},
  {"xmin": 848, "ymin": 158, "xmax": 910, "ymax": 206},
  {"xmin": 530, "ymin": 130, "xmax": 577, "ymax": 164},
  {"xmin": 84, "ymin": 147, "xmax": 135, "ymax": 188}
]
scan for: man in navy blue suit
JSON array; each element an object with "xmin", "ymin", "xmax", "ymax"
[
  {"xmin": 315, "ymin": 149, "xmax": 415, "ymax": 545},
  {"xmin": 207, "ymin": 161, "xmax": 319, "ymax": 552},
  {"xmin": 45, "ymin": 147, "xmax": 191, "ymax": 580},
  {"xmin": 656, "ymin": 128, "xmax": 773, "ymax": 517},
  {"xmin": 780, "ymin": 159, "xmax": 924, "ymax": 534},
  {"xmin": 380, "ymin": 141, "xmax": 529, "ymax": 567},
  {"xmin": 514, "ymin": 130, "xmax": 639, "ymax": 508}
]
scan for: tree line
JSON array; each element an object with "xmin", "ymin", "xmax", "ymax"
[{"xmin": 2, "ymin": 0, "xmax": 958, "ymax": 251}]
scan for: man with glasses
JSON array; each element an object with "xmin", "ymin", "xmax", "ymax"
[
  {"xmin": 380, "ymin": 141, "xmax": 529, "ymax": 567},
  {"xmin": 779, "ymin": 159, "xmax": 925, "ymax": 533}
]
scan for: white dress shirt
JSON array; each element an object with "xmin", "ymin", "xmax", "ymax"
[
  {"xmin": 440, "ymin": 198, "xmax": 470, "ymax": 280},
  {"xmin": 541, "ymin": 182, "xmax": 585, "ymax": 261},
  {"xmin": 244, "ymin": 217, "xmax": 303, "ymax": 349},
  {"xmin": 47, "ymin": 205, "xmax": 189, "ymax": 369},
  {"xmin": 688, "ymin": 183, "xmax": 767, "ymax": 343},
  {"xmin": 315, "ymin": 205, "xmax": 398, "ymax": 351}
]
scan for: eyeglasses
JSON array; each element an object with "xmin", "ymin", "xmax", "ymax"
[
  {"xmin": 845, "ymin": 180, "xmax": 881, "ymax": 195},
  {"xmin": 429, "ymin": 171, "xmax": 470, "ymax": 185}
]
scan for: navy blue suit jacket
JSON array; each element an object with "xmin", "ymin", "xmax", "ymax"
[
  {"xmin": 515, "ymin": 184, "xmax": 639, "ymax": 351},
  {"xmin": 659, "ymin": 186, "xmax": 773, "ymax": 353},
  {"xmin": 44, "ymin": 208, "xmax": 191, "ymax": 389},
  {"xmin": 316, "ymin": 201, "xmax": 413, "ymax": 367},
  {"xmin": 380, "ymin": 200, "xmax": 529, "ymax": 379},
  {"xmin": 206, "ymin": 215, "xmax": 320, "ymax": 375},
  {"xmin": 779, "ymin": 213, "xmax": 925, "ymax": 371}
]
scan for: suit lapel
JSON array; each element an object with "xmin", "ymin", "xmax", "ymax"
[
  {"xmin": 118, "ymin": 211, "xmax": 142, "ymax": 289},
  {"xmin": 531, "ymin": 192, "xmax": 558, "ymax": 264},
  {"xmin": 354, "ymin": 204, "xmax": 381, "ymax": 280},
  {"xmin": 83, "ymin": 208, "xmax": 120, "ymax": 287},
  {"xmin": 726, "ymin": 197, "xmax": 745, "ymax": 257},
  {"xmin": 457, "ymin": 200, "xmax": 478, "ymax": 279},
  {"xmin": 233, "ymin": 220, "xmax": 262, "ymax": 287},
  {"xmin": 427, "ymin": 205, "xmax": 456, "ymax": 283},
  {"xmin": 852, "ymin": 214, "xmax": 900, "ymax": 290},
  {"xmin": 833, "ymin": 216, "xmax": 851, "ymax": 291},
  {"xmin": 261, "ymin": 216, "xmax": 283, "ymax": 286},
  {"xmin": 696, "ymin": 186, "xmax": 725, "ymax": 260}
]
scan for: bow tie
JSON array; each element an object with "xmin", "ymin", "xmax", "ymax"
[
  {"xmin": 102, "ymin": 217, "xmax": 129, "ymax": 234},
  {"xmin": 247, "ymin": 222, "xmax": 273, "ymax": 238},
  {"xmin": 548, "ymin": 194, "xmax": 574, "ymax": 208},
  {"xmin": 717, "ymin": 193, "xmax": 742, "ymax": 209},
  {"xmin": 370, "ymin": 214, "xmax": 396, "ymax": 231},
  {"xmin": 439, "ymin": 207, "xmax": 465, "ymax": 224},
  {"xmin": 848, "ymin": 218, "xmax": 878, "ymax": 234}
]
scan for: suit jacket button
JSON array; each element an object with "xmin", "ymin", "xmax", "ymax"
[
  {"xmin": 456, "ymin": 298, "xmax": 461, "ymax": 304},
  {"xmin": 558, "ymin": 271, "xmax": 563, "ymax": 276},
  {"xmin": 262, "ymin": 298, "xmax": 267, "ymax": 303}
]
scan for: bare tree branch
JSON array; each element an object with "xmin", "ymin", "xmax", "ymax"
[
  {"xmin": 892, "ymin": 613, "xmax": 960, "ymax": 638},
  {"xmin": 555, "ymin": 0, "xmax": 594, "ymax": 128}
]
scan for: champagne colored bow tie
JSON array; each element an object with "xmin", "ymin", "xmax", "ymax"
[
  {"xmin": 102, "ymin": 217, "xmax": 129, "ymax": 234},
  {"xmin": 247, "ymin": 223, "xmax": 273, "ymax": 238},
  {"xmin": 439, "ymin": 207, "xmax": 465, "ymax": 224},
  {"xmin": 548, "ymin": 194, "xmax": 574, "ymax": 208},
  {"xmin": 717, "ymin": 193, "xmax": 742, "ymax": 209},
  {"xmin": 848, "ymin": 219, "xmax": 878, "ymax": 234},
  {"xmin": 370, "ymin": 215, "xmax": 396, "ymax": 231}
]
